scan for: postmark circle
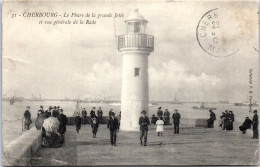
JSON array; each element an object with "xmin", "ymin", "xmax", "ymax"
[{"xmin": 196, "ymin": 8, "xmax": 239, "ymax": 57}]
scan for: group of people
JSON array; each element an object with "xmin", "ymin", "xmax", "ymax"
[
  {"xmin": 75, "ymin": 107, "xmax": 120, "ymax": 146},
  {"xmin": 23, "ymin": 105, "xmax": 68, "ymax": 147},
  {"xmin": 207, "ymin": 109, "xmax": 258, "ymax": 139},
  {"xmin": 75, "ymin": 107, "xmax": 104, "ymax": 138},
  {"xmin": 24, "ymin": 105, "xmax": 258, "ymax": 148},
  {"xmin": 219, "ymin": 110, "xmax": 235, "ymax": 130},
  {"xmin": 80, "ymin": 107, "xmax": 104, "ymax": 124},
  {"xmin": 151, "ymin": 107, "xmax": 181, "ymax": 135}
]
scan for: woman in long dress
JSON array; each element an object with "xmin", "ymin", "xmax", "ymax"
[{"xmin": 156, "ymin": 117, "xmax": 164, "ymax": 136}]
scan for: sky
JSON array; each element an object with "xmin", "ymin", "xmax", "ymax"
[{"xmin": 2, "ymin": 0, "xmax": 259, "ymax": 102}]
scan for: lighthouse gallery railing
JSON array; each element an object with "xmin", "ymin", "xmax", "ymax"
[{"xmin": 117, "ymin": 34, "xmax": 154, "ymax": 51}]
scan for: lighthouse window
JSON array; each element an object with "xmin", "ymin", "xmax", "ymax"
[
  {"xmin": 128, "ymin": 22, "xmax": 141, "ymax": 33},
  {"xmin": 134, "ymin": 68, "xmax": 140, "ymax": 77}
]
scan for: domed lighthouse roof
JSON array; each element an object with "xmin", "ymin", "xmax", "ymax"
[{"xmin": 125, "ymin": 9, "xmax": 148, "ymax": 23}]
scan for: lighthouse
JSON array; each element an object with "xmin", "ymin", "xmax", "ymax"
[{"xmin": 117, "ymin": 9, "xmax": 154, "ymax": 131}]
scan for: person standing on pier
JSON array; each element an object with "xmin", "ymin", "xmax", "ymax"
[
  {"xmin": 97, "ymin": 107, "xmax": 103, "ymax": 123},
  {"xmin": 91, "ymin": 117, "xmax": 99, "ymax": 138},
  {"xmin": 52, "ymin": 107, "xmax": 60, "ymax": 117},
  {"xmin": 164, "ymin": 109, "xmax": 170, "ymax": 125},
  {"xmin": 156, "ymin": 117, "xmax": 164, "ymax": 136},
  {"xmin": 151, "ymin": 114, "xmax": 157, "ymax": 125},
  {"xmin": 75, "ymin": 112, "xmax": 82, "ymax": 134},
  {"xmin": 223, "ymin": 110, "xmax": 229, "ymax": 130},
  {"xmin": 139, "ymin": 110, "xmax": 150, "ymax": 146},
  {"xmin": 228, "ymin": 111, "xmax": 235, "ymax": 130},
  {"xmin": 207, "ymin": 109, "xmax": 216, "ymax": 128},
  {"xmin": 90, "ymin": 107, "xmax": 96, "ymax": 119},
  {"xmin": 58, "ymin": 109, "xmax": 68, "ymax": 143},
  {"xmin": 107, "ymin": 112, "xmax": 119, "ymax": 146},
  {"xmin": 45, "ymin": 106, "xmax": 52, "ymax": 118},
  {"xmin": 81, "ymin": 108, "xmax": 87, "ymax": 124},
  {"xmin": 172, "ymin": 109, "xmax": 181, "ymax": 134},
  {"xmin": 157, "ymin": 107, "xmax": 163, "ymax": 119},
  {"xmin": 219, "ymin": 112, "xmax": 225, "ymax": 129},
  {"xmin": 38, "ymin": 105, "xmax": 44, "ymax": 116},
  {"xmin": 252, "ymin": 110, "xmax": 258, "ymax": 139},
  {"xmin": 24, "ymin": 106, "xmax": 32, "ymax": 130}
]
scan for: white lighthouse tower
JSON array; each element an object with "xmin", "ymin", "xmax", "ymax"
[{"xmin": 117, "ymin": 9, "xmax": 154, "ymax": 131}]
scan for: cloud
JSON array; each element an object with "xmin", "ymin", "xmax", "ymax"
[{"xmin": 149, "ymin": 60, "xmax": 222, "ymax": 101}]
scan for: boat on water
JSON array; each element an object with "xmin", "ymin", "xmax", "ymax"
[
  {"xmin": 192, "ymin": 102, "xmax": 217, "ymax": 110},
  {"xmin": 148, "ymin": 102, "xmax": 158, "ymax": 107},
  {"xmin": 172, "ymin": 97, "xmax": 183, "ymax": 105},
  {"xmin": 29, "ymin": 94, "xmax": 44, "ymax": 102},
  {"xmin": 234, "ymin": 101, "xmax": 259, "ymax": 106}
]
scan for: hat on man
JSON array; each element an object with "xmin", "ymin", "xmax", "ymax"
[
  {"xmin": 254, "ymin": 110, "xmax": 257, "ymax": 113},
  {"xmin": 60, "ymin": 109, "xmax": 63, "ymax": 112},
  {"xmin": 40, "ymin": 105, "xmax": 43, "ymax": 108},
  {"xmin": 141, "ymin": 110, "xmax": 146, "ymax": 114},
  {"xmin": 158, "ymin": 107, "xmax": 161, "ymax": 109}
]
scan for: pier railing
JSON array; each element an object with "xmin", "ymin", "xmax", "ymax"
[{"xmin": 117, "ymin": 34, "xmax": 154, "ymax": 51}]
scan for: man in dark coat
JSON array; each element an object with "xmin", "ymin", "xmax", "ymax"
[
  {"xmin": 57, "ymin": 109, "xmax": 68, "ymax": 143},
  {"xmin": 90, "ymin": 107, "xmax": 96, "ymax": 119},
  {"xmin": 37, "ymin": 105, "xmax": 44, "ymax": 117},
  {"xmin": 239, "ymin": 117, "xmax": 253, "ymax": 134},
  {"xmin": 139, "ymin": 110, "xmax": 150, "ymax": 146},
  {"xmin": 223, "ymin": 110, "xmax": 229, "ymax": 130},
  {"xmin": 97, "ymin": 107, "xmax": 103, "ymax": 124},
  {"xmin": 157, "ymin": 107, "xmax": 163, "ymax": 119},
  {"xmin": 45, "ymin": 106, "xmax": 52, "ymax": 118},
  {"xmin": 172, "ymin": 109, "xmax": 181, "ymax": 134},
  {"xmin": 52, "ymin": 106, "xmax": 60, "ymax": 117},
  {"xmin": 109, "ymin": 109, "xmax": 113, "ymax": 119},
  {"xmin": 207, "ymin": 109, "xmax": 216, "ymax": 128},
  {"xmin": 75, "ymin": 112, "xmax": 82, "ymax": 134},
  {"xmin": 164, "ymin": 109, "xmax": 170, "ymax": 125},
  {"xmin": 81, "ymin": 108, "xmax": 87, "ymax": 124},
  {"xmin": 91, "ymin": 117, "xmax": 99, "ymax": 138},
  {"xmin": 107, "ymin": 112, "xmax": 119, "ymax": 146},
  {"xmin": 24, "ymin": 106, "xmax": 31, "ymax": 130},
  {"xmin": 227, "ymin": 111, "xmax": 234, "ymax": 130},
  {"xmin": 252, "ymin": 110, "xmax": 258, "ymax": 139},
  {"xmin": 151, "ymin": 114, "xmax": 157, "ymax": 125}
]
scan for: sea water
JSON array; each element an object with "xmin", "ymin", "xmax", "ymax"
[{"xmin": 2, "ymin": 100, "xmax": 257, "ymax": 147}]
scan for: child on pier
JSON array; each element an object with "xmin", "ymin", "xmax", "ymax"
[{"xmin": 156, "ymin": 117, "xmax": 164, "ymax": 136}]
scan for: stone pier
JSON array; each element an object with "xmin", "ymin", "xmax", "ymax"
[{"xmin": 28, "ymin": 125, "xmax": 258, "ymax": 166}]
